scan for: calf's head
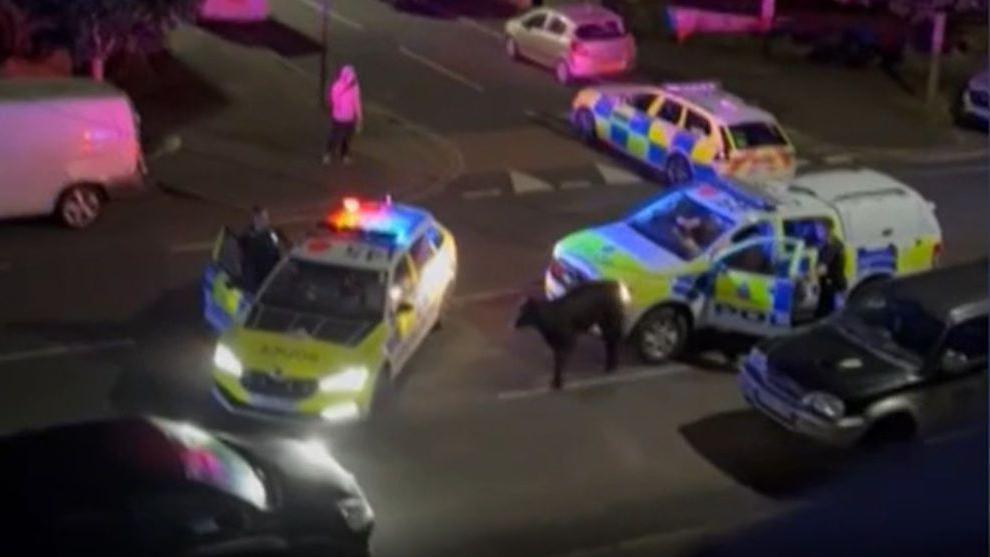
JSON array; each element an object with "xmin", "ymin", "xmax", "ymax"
[{"xmin": 514, "ymin": 297, "xmax": 542, "ymax": 329}]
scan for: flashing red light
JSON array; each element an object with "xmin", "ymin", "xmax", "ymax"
[
  {"xmin": 343, "ymin": 197, "xmax": 360, "ymax": 213},
  {"xmin": 570, "ymin": 41, "xmax": 591, "ymax": 56}
]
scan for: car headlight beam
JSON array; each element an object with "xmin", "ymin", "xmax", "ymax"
[
  {"xmin": 319, "ymin": 367, "xmax": 369, "ymax": 393},
  {"xmin": 213, "ymin": 344, "xmax": 243, "ymax": 378}
]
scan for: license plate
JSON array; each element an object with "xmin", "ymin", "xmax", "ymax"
[{"xmin": 251, "ymin": 394, "xmax": 297, "ymax": 412}]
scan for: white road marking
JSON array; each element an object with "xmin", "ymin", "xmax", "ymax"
[
  {"xmin": 497, "ymin": 365, "xmax": 692, "ymax": 401},
  {"xmin": 462, "ymin": 188, "xmax": 503, "ymax": 200},
  {"xmin": 170, "ymin": 241, "xmax": 214, "ymax": 254},
  {"xmin": 0, "ymin": 338, "xmax": 136, "ymax": 364},
  {"xmin": 398, "ymin": 46, "xmax": 484, "ymax": 93},
  {"xmin": 294, "ymin": 0, "xmax": 366, "ymax": 31},
  {"xmin": 561, "ymin": 180, "xmax": 592, "ymax": 190},
  {"xmin": 595, "ymin": 162, "xmax": 642, "ymax": 185},
  {"xmin": 509, "ymin": 170, "xmax": 554, "ymax": 194},
  {"xmin": 458, "ymin": 17, "xmax": 504, "ymax": 40},
  {"xmin": 452, "ymin": 287, "xmax": 524, "ymax": 305}
]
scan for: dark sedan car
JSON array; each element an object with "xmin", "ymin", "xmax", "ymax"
[
  {"xmin": 0, "ymin": 417, "xmax": 373, "ymax": 557},
  {"xmin": 740, "ymin": 260, "xmax": 988, "ymax": 447}
]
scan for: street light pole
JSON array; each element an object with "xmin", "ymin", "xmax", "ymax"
[{"xmin": 319, "ymin": 0, "xmax": 330, "ymax": 106}]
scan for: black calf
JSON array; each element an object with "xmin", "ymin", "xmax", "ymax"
[{"xmin": 514, "ymin": 281, "xmax": 626, "ymax": 390}]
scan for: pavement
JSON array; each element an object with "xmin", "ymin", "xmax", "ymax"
[{"xmin": 0, "ymin": 1, "xmax": 987, "ymax": 557}]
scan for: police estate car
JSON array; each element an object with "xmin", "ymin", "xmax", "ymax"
[
  {"xmin": 571, "ymin": 81, "xmax": 796, "ymax": 185},
  {"xmin": 203, "ymin": 197, "xmax": 457, "ymax": 422},
  {"xmin": 546, "ymin": 169, "xmax": 942, "ymax": 363}
]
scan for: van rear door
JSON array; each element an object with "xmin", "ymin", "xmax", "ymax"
[{"xmin": 838, "ymin": 190, "xmax": 930, "ymax": 281}]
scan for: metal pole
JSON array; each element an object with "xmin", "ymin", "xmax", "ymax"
[
  {"xmin": 319, "ymin": 0, "xmax": 330, "ymax": 105},
  {"xmin": 926, "ymin": 11, "xmax": 946, "ymax": 106}
]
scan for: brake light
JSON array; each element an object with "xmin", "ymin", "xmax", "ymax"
[
  {"xmin": 933, "ymin": 242, "xmax": 942, "ymax": 266},
  {"xmin": 570, "ymin": 41, "xmax": 591, "ymax": 56}
]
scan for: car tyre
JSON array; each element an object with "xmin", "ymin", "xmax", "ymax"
[
  {"xmin": 57, "ymin": 184, "xmax": 103, "ymax": 229},
  {"xmin": 506, "ymin": 38, "xmax": 519, "ymax": 60},
  {"xmin": 555, "ymin": 60, "xmax": 572, "ymax": 84},
  {"xmin": 664, "ymin": 154, "xmax": 693, "ymax": 185},
  {"xmin": 860, "ymin": 413, "xmax": 916, "ymax": 449},
  {"xmin": 572, "ymin": 108, "xmax": 597, "ymax": 144},
  {"xmin": 634, "ymin": 306, "xmax": 689, "ymax": 364}
]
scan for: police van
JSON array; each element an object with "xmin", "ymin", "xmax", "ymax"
[
  {"xmin": 203, "ymin": 197, "xmax": 457, "ymax": 422},
  {"xmin": 545, "ymin": 169, "xmax": 942, "ymax": 363},
  {"xmin": 570, "ymin": 81, "xmax": 796, "ymax": 185}
]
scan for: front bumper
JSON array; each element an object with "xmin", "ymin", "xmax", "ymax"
[
  {"xmin": 213, "ymin": 370, "xmax": 367, "ymax": 423},
  {"xmin": 739, "ymin": 361, "xmax": 866, "ymax": 447}
]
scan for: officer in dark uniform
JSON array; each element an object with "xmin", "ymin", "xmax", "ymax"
[
  {"xmin": 240, "ymin": 206, "xmax": 282, "ymax": 292},
  {"xmin": 815, "ymin": 220, "xmax": 848, "ymax": 319}
]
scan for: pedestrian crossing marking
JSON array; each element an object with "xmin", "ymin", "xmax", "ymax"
[
  {"xmin": 509, "ymin": 170, "xmax": 555, "ymax": 194},
  {"xmin": 595, "ymin": 162, "xmax": 642, "ymax": 185}
]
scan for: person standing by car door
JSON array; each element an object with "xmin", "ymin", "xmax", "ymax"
[
  {"xmin": 815, "ymin": 220, "xmax": 848, "ymax": 319},
  {"xmin": 324, "ymin": 65, "xmax": 363, "ymax": 165},
  {"xmin": 240, "ymin": 206, "xmax": 282, "ymax": 292}
]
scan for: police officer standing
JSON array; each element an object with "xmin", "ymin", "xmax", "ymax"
[
  {"xmin": 815, "ymin": 220, "xmax": 847, "ymax": 319},
  {"xmin": 240, "ymin": 206, "xmax": 282, "ymax": 292}
]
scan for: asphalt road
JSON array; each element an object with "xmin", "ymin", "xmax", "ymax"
[{"xmin": 0, "ymin": 2, "xmax": 987, "ymax": 557}]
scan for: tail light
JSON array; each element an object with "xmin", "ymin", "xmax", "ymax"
[
  {"xmin": 570, "ymin": 41, "xmax": 591, "ymax": 56},
  {"xmin": 933, "ymin": 242, "xmax": 943, "ymax": 266}
]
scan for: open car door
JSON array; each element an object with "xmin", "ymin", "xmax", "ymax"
[
  {"xmin": 706, "ymin": 237, "xmax": 817, "ymax": 336},
  {"xmin": 202, "ymin": 227, "xmax": 250, "ymax": 333}
]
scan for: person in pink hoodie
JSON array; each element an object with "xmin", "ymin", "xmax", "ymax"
[{"xmin": 324, "ymin": 65, "xmax": 363, "ymax": 165}]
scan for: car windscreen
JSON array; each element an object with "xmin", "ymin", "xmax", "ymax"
[
  {"xmin": 728, "ymin": 122, "xmax": 789, "ymax": 149},
  {"xmin": 259, "ymin": 259, "xmax": 386, "ymax": 320},
  {"xmin": 157, "ymin": 423, "xmax": 268, "ymax": 510},
  {"xmin": 575, "ymin": 21, "xmax": 625, "ymax": 40},
  {"xmin": 627, "ymin": 191, "xmax": 735, "ymax": 260},
  {"xmin": 840, "ymin": 290, "xmax": 946, "ymax": 363}
]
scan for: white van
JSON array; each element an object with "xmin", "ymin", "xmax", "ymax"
[{"xmin": 0, "ymin": 79, "xmax": 145, "ymax": 228}]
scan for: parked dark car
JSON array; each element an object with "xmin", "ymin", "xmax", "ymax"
[
  {"xmin": 740, "ymin": 260, "xmax": 988, "ymax": 447},
  {"xmin": 0, "ymin": 417, "xmax": 373, "ymax": 557}
]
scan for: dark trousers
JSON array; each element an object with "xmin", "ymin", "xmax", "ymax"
[
  {"xmin": 815, "ymin": 284, "xmax": 842, "ymax": 319},
  {"xmin": 327, "ymin": 120, "xmax": 356, "ymax": 159}
]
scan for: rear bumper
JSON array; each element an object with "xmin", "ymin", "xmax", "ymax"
[{"xmin": 569, "ymin": 55, "xmax": 634, "ymax": 77}]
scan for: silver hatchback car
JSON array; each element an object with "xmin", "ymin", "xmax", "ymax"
[{"xmin": 505, "ymin": 4, "xmax": 636, "ymax": 84}]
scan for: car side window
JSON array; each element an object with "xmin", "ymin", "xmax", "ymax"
[
  {"xmin": 393, "ymin": 257, "xmax": 414, "ymax": 294},
  {"xmin": 684, "ymin": 110, "xmax": 712, "ymax": 137},
  {"xmin": 723, "ymin": 242, "xmax": 774, "ymax": 275},
  {"xmin": 941, "ymin": 316, "xmax": 989, "ymax": 369},
  {"xmin": 629, "ymin": 93, "xmax": 659, "ymax": 113},
  {"xmin": 523, "ymin": 13, "xmax": 547, "ymax": 29},
  {"xmin": 731, "ymin": 222, "xmax": 774, "ymax": 244},
  {"xmin": 425, "ymin": 226, "xmax": 444, "ymax": 250},
  {"xmin": 783, "ymin": 217, "xmax": 833, "ymax": 249},
  {"xmin": 547, "ymin": 17, "xmax": 567, "ymax": 35},
  {"xmin": 657, "ymin": 99, "xmax": 683, "ymax": 125},
  {"xmin": 409, "ymin": 234, "xmax": 436, "ymax": 271}
]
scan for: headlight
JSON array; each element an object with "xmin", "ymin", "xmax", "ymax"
[
  {"xmin": 319, "ymin": 367, "xmax": 369, "ymax": 393},
  {"xmin": 618, "ymin": 282, "xmax": 631, "ymax": 305},
  {"xmin": 338, "ymin": 495, "xmax": 374, "ymax": 532},
  {"xmin": 213, "ymin": 344, "xmax": 243, "ymax": 378},
  {"xmin": 746, "ymin": 347, "xmax": 768, "ymax": 372},
  {"xmin": 802, "ymin": 392, "xmax": 845, "ymax": 420}
]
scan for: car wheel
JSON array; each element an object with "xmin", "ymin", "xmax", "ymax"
[
  {"xmin": 555, "ymin": 60, "xmax": 572, "ymax": 84},
  {"xmin": 634, "ymin": 306, "xmax": 689, "ymax": 364},
  {"xmin": 506, "ymin": 38, "xmax": 519, "ymax": 60},
  {"xmin": 664, "ymin": 154, "xmax": 693, "ymax": 185},
  {"xmin": 57, "ymin": 184, "xmax": 103, "ymax": 229},
  {"xmin": 860, "ymin": 413, "xmax": 916, "ymax": 449},
  {"xmin": 572, "ymin": 108, "xmax": 597, "ymax": 144},
  {"xmin": 369, "ymin": 366, "xmax": 395, "ymax": 419}
]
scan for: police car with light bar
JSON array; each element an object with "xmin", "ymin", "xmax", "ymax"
[
  {"xmin": 546, "ymin": 169, "xmax": 942, "ymax": 363},
  {"xmin": 571, "ymin": 81, "xmax": 796, "ymax": 185},
  {"xmin": 203, "ymin": 197, "xmax": 457, "ymax": 422}
]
